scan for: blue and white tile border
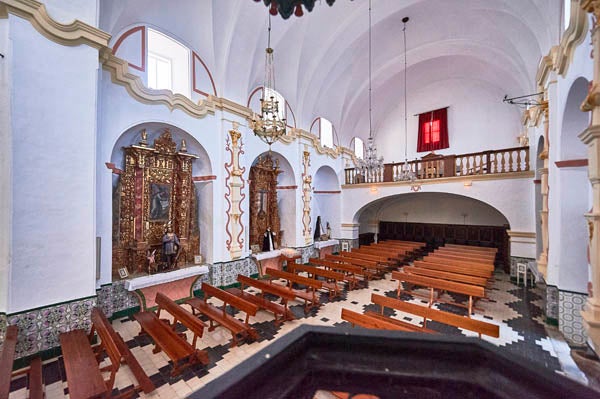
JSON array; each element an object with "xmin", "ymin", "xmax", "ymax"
[{"xmin": 558, "ymin": 290, "xmax": 587, "ymax": 346}]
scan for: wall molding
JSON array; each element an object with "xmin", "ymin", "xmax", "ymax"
[
  {"xmin": 0, "ymin": 0, "xmax": 111, "ymax": 49},
  {"xmin": 555, "ymin": 159, "xmax": 588, "ymax": 168}
]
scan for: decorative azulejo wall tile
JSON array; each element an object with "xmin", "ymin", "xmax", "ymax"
[
  {"xmin": 96, "ymin": 281, "xmax": 140, "ymax": 318},
  {"xmin": 558, "ymin": 290, "xmax": 587, "ymax": 346},
  {"xmin": 7, "ymin": 296, "xmax": 97, "ymax": 359},
  {"xmin": 546, "ymin": 285, "xmax": 559, "ymax": 321},
  {"xmin": 0, "ymin": 313, "xmax": 7, "ymax": 344}
]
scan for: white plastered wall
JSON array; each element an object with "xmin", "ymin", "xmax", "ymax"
[{"xmin": 8, "ymin": 13, "xmax": 99, "ymax": 313}]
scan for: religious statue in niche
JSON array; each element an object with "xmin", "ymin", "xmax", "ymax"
[
  {"xmin": 162, "ymin": 225, "xmax": 180, "ymax": 269},
  {"xmin": 314, "ymin": 216, "xmax": 330, "ymax": 241},
  {"xmin": 150, "ymin": 183, "xmax": 171, "ymax": 220},
  {"xmin": 263, "ymin": 227, "xmax": 277, "ymax": 252}
]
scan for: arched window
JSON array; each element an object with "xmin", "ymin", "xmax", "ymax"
[
  {"xmin": 309, "ymin": 117, "xmax": 335, "ymax": 149},
  {"xmin": 147, "ymin": 29, "xmax": 190, "ymax": 97},
  {"xmin": 563, "ymin": 0, "xmax": 571, "ymax": 30},
  {"xmin": 353, "ymin": 137, "xmax": 364, "ymax": 159}
]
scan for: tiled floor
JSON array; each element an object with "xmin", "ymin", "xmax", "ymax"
[{"xmin": 8, "ymin": 270, "xmax": 591, "ymax": 398}]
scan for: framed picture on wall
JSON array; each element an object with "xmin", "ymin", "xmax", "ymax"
[
  {"xmin": 149, "ymin": 183, "xmax": 171, "ymax": 221},
  {"xmin": 118, "ymin": 267, "xmax": 129, "ymax": 279}
]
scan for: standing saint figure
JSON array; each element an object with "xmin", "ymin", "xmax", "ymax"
[
  {"xmin": 162, "ymin": 226, "xmax": 180, "ymax": 269},
  {"xmin": 263, "ymin": 227, "xmax": 277, "ymax": 252},
  {"xmin": 314, "ymin": 216, "xmax": 323, "ymax": 241}
]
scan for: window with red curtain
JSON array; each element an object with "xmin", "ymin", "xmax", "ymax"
[{"xmin": 417, "ymin": 107, "xmax": 449, "ymax": 152}]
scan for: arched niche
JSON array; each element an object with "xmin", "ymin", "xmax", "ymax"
[
  {"xmin": 355, "ymin": 192, "xmax": 511, "ymax": 269},
  {"xmin": 556, "ymin": 77, "xmax": 590, "ymax": 292},
  {"xmin": 248, "ymin": 151, "xmax": 296, "ymax": 250},
  {"xmin": 312, "ymin": 166, "xmax": 341, "ymax": 239},
  {"xmin": 110, "ymin": 122, "xmax": 213, "ymax": 279}
]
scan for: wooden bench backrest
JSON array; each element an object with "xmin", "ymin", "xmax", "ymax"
[
  {"xmin": 445, "ymin": 244, "xmax": 497, "ymax": 253},
  {"xmin": 309, "ymin": 258, "xmax": 363, "ymax": 274},
  {"xmin": 340, "ymin": 308, "xmax": 413, "ymax": 332},
  {"xmin": 391, "ymin": 271, "xmax": 485, "ymax": 298},
  {"xmin": 414, "ymin": 260, "xmax": 493, "ymax": 278},
  {"xmin": 403, "ymin": 266, "xmax": 488, "ymax": 287},
  {"xmin": 342, "ymin": 250, "xmax": 386, "ymax": 262},
  {"xmin": 201, "ymin": 282, "xmax": 258, "ymax": 316},
  {"xmin": 155, "ymin": 292, "xmax": 205, "ymax": 337},
  {"xmin": 371, "ymin": 294, "xmax": 499, "ymax": 338},
  {"xmin": 360, "ymin": 246, "xmax": 407, "ymax": 256},
  {"xmin": 424, "ymin": 254, "xmax": 494, "ymax": 270},
  {"xmin": 380, "ymin": 240, "xmax": 423, "ymax": 246},
  {"xmin": 371, "ymin": 242, "xmax": 421, "ymax": 249},
  {"xmin": 435, "ymin": 248, "xmax": 496, "ymax": 259},
  {"xmin": 352, "ymin": 248, "xmax": 400, "ymax": 260},
  {"xmin": 237, "ymin": 275, "xmax": 296, "ymax": 301},
  {"xmin": 265, "ymin": 268, "xmax": 324, "ymax": 289},
  {"xmin": 0, "ymin": 325, "xmax": 18, "ymax": 399},
  {"xmin": 289, "ymin": 264, "xmax": 345, "ymax": 281},
  {"xmin": 90, "ymin": 308, "xmax": 122, "ymax": 375},
  {"xmin": 336, "ymin": 253, "xmax": 379, "ymax": 266}
]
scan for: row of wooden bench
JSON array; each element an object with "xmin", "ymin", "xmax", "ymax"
[
  {"xmin": 341, "ymin": 292, "xmax": 499, "ymax": 338},
  {"xmin": 0, "ymin": 325, "xmax": 43, "ymax": 399}
]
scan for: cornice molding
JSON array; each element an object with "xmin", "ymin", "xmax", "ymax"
[
  {"xmin": 100, "ymin": 48, "xmax": 216, "ymax": 119},
  {"xmin": 1, "ymin": 0, "xmax": 357, "ymax": 160},
  {"xmin": 0, "ymin": 0, "xmax": 110, "ymax": 49},
  {"xmin": 536, "ymin": 1, "xmax": 588, "ymax": 89},
  {"xmin": 506, "ymin": 230, "xmax": 536, "ymax": 239}
]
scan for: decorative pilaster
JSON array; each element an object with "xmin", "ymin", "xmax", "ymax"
[
  {"xmin": 224, "ymin": 124, "xmax": 246, "ymax": 259},
  {"xmin": 301, "ymin": 149, "xmax": 312, "ymax": 244},
  {"xmin": 580, "ymin": 0, "xmax": 600, "ymax": 351},
  {"xmin": 537, "ymin": 102, "xmax": 550, "ymax": 278}
]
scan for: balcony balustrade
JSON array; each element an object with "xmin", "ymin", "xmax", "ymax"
[{"xmin": 344, "ymin": 146, "xmax": 530, "ymax": 185}]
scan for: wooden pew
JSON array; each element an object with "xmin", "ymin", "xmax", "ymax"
[
  {"xmin": 1, "ymin": 325, "xmax": 44, "ymax": 399},
  {"xmin": 186, "ymin": 283, "xmax": 259, "ymax": 347},
  {"xmin": 90, "ymin": 307, "xmax": 156, "ymax": 394},
  {"xmin": 445, "ymin": 243, "xmax": 497, "ymax": 253},
  {"xmin": 352, "ymin": 247, "xmax": 403, "ymax": 265},
  {"xmin": 342, "ymin": 250, "xmax": 393, "ymax": 267},
  {"xmin": 155, "ymin": 292, "xmax": 209, "ymax": 351},
  {"xmin": 370, "ymin": 294, "xmax": 499, "ymax": 338},
  {"xmin": 423, "ymin": 254, "xmax": 494, "ymax": 272},
  {"xmin": 392, "ymin": 271, "xmax": 486, "ymax": 315},
  {"xmin": 413, "ymin": 260, "xmax": 493, "ymax": 279},
  {"xmin": 403, "ymin": 266, "xmax": 489, "ymax": 287},
  {"xmin": 265, "ymin": 268, "xmax": 323, "ymax": 312},
  {"xmin": 0, "ymin": 325, "xmax": 19, "ymax": 399},
  {"xmin": 134, "ymin": 309, "xmax": 206, "ymax": 376},
  {"xmin": 340, "ymin": 308, "xmax": 421, "ymax": 332},
  {"xmin": 435, "ymin": 247, "xmax": 496, "ymax": 260},
  {"xmin": 309, "ymin": 258, "xmax": 364, "ymax": 289},
  {"xmin": 60, "ymin": 329, "xmax": 110, "ymax": 399},
  {"xmin": 288, "ymin": 263, "xmax": 345, "ymax": 298},
  {"xmin": 227, "ymin": 274, "xmax": 296, "ymax": 325},
  {"xmin": 325, "ymin": 254, "xmax": 381, "ymax": 279}
]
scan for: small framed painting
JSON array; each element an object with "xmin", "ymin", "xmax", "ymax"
[{"xmin": 118, "ymin": 267, "xmax": 129, "ymax": 279}]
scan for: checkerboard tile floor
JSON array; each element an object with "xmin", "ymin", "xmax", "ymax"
[{"xmin": 8, "ymin": 271, "xmax": 589, "ymax": 398}]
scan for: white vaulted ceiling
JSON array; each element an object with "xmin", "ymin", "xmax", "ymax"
[{"xmin": 99, "ymin": 0, "xmax": 560, "ymax": 158}]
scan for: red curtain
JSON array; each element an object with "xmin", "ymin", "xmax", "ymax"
[{"xmin": 417, "ymin": 107, "xmax": 449, "ymax": 152}]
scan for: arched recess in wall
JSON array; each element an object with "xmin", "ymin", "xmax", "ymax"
[
  {"xmin": 111, "ymin": 25, "xmax": 217, "ymax": 99},
  {"xmin": 248, "ymin": 87, "xmax": 297, "ymax": 129},
  {"xmin": 355, "ymin": 192, "xmax": 511, "ymax": 269},
  {"xmin": 556, "ymin": 77, "xmax": 590, "ymax": 292},
  {"xmin": 313, "ymin": 166, "xmax": 341, "ymax": 238},
  {"xmin": 535, "ymin": 136, "xmax": 545, "ymax": 259},
  {"xmin": 249, "ymin": 151, "xmax": 297, "ymax": 248},
  {"xmin": 109, "ymin": 122, "xmax": 214, "ymax": 280},
  {"xmin": 309, "ymin": 117, "xmax": 340, "ymax": 148}
]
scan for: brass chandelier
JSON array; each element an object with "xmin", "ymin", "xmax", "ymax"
[{"xmin": 251, "ymin": 15, "xmax": 287, "ymax": 148}]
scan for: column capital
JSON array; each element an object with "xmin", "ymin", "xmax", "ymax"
[
  {"xmin": 582, "ymin": 0, "xmax": 600, "ymax": 20},
  {"xmin": 579, "ymin": 124, "xmax": 600, "ymax": 145}
]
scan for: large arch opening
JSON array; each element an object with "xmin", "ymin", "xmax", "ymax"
[
  {"xmin": 109, "ymin": 122, "xmax": 213, "ymax": 279},
  {"xmin": 355, "ymin": 192, "xmax": 511, "ymax": 270},
  {"xmin": 556, "ymin": 77, "xmax": 590, "ymax": 293}
]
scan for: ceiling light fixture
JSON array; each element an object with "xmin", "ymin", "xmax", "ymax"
[
  {"xmin": 250, "ymin": 14, "xmax": 287, "ymax": 149},
  {"xmin": 255, "ymin": 0, "xmax": 337, "ymax": 19},
  {"xmin": 396, "ymin": 16, "xmax": 419, "ymax": 191},
  {"xmin": 357, "ymin": 0, "xmax": 384, "ymax": 183}
]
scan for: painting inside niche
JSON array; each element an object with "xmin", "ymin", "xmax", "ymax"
[{"xmin": 149, "ymin": 183, "xmax": 171, "ymax": 221}]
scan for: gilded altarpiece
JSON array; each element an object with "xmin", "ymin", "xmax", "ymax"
[
  {"xmin": 113, "ymin": 130, "xmax": 200, "ymax": 276},
  {"xmin": 249, "ymin": 154, "xmax": 281, "ymax": 250}
]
